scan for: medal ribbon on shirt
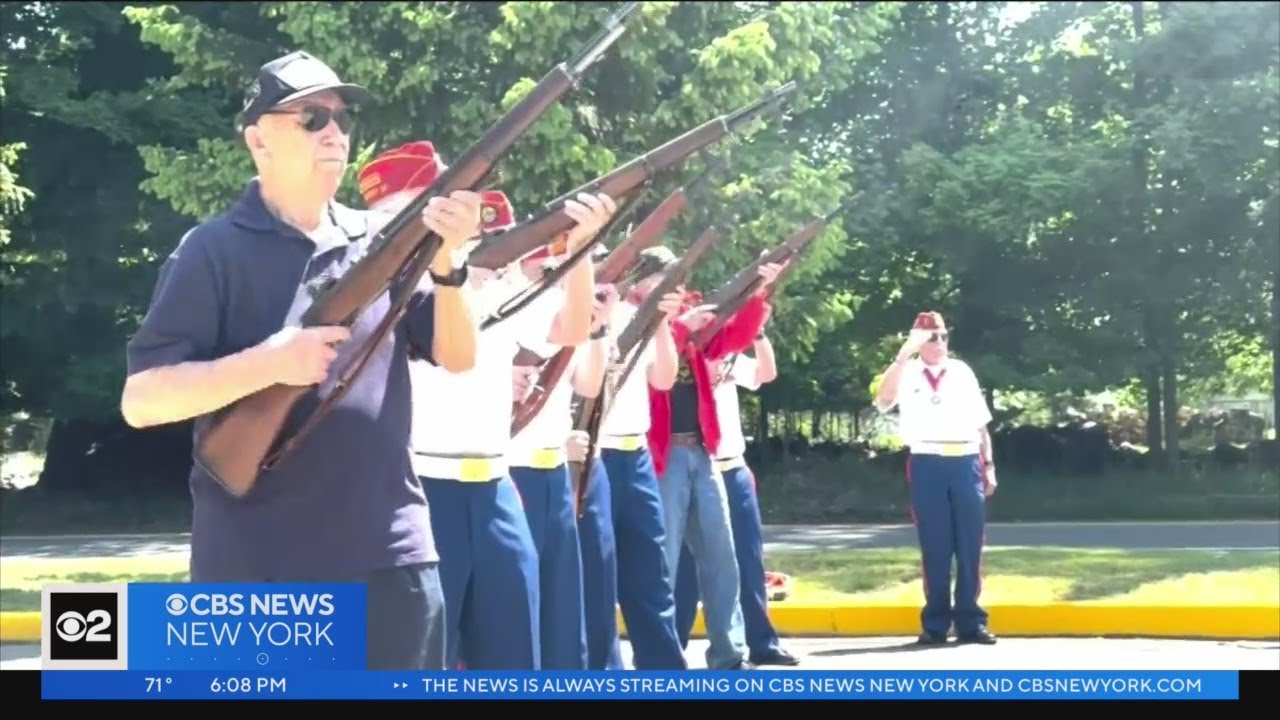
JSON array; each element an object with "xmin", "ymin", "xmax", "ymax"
[{"xmin": 924, "ymin": 366, "xmax": 946, "ymax": 405}]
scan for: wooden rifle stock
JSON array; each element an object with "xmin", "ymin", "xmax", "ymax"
[
  {"xmin": 479, "ymin": 185, "xmax": 649, "ymax": 334},
  {"xmin": 509, "ymin": 168, "xmax": 715, "ymax": 436},
  {"xmin": 190, "ymin": 1, "xmax": 640, "ymax": 497},
  {"xmin": 467, "ymin": 80, "xmax": 796, "ymax": 273},
  {"xmin": 692, "ymin": 192, "xmax": 864, "ymax": 349},
  {"xmin": 568, "ymin": 226, "xmax": 725, "ymax": 514}
]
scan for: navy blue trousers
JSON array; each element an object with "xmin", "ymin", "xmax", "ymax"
[
  {"xmin": 674, "ymin": 464, "xmax": 780, "ymax": 657},
  {"xmin": 575, "ymin": 457, "xmax": 624, "ymax": 670},
  {"xmin": 600, "ymin": 446, "xmax": 687, "ymax": 670},
  {"xmin": 511, "ymin": 463, "xmax": 588, "ymax": 670},
  {"xmin": 906, "ymin": 453, "xmax": 988, "ymax": 636},
  {"xmin": 421, "ymin": 475, "xmax": 540, "ymax": 669}
]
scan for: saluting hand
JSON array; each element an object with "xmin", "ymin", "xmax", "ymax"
[
  {"xmin": 563, "ymin": 192, "xmax": 618, "ymax": 252},
  {"xmin": 897, "ymin": 328, "xmax": 932, "ymax": 361},
  {"xmin": 423, "ymin": 190, "xmax": 483, "ymax": 254}
]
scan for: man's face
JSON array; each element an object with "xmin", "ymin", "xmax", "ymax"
[
  {"xmin": 249, "ymin": 90, "xmax": 352, "ymax": 198},
  {"xmin": 919, "ymin": 327, "xmax": 949, "ymax": 364}
]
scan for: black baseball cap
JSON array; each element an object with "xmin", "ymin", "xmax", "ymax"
[{"xmin": 234, "ymin": 51, "xmax": 372, "ymax": 132}]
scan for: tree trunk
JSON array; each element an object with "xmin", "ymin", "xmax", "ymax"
[
  {"xmin": 1133, "ymin": 2, "xmax": 1162, "ymax": 461},
  {"xmin": 1273, "ymin": 268, "xmax": 1279, "ymax": 436},
  {"xmin": 1145, "ymin": 367, "xmax": 1164, "ymax": 459},
  {"xmin": 1162, "ymin": 361, "xmax": 1180, "ymax": 472},
  {"xmin": 752, "ymin": 397, "xmax": 762, "ymax": 458}
]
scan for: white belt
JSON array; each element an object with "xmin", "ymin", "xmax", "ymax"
[
  {"xmin": 412, "ymin": 453, "xmax": 507, "ymax": 482},
  {"xmin": 599, "ymin": 434, "xmax": 646, "ymax": 451},
  {"xmin": 509, "ymin": 446, "xmax": 566, "ymax": 470},
  {"xmin": 911, "ymin": 441, "xmax": 980, "ymax": 457},
  {"xmin": 714, "ymin": 455, "xmax": 747, "ymax": 472}
]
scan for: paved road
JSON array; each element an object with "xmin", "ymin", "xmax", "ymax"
[
  {"xmin": 2, "ymin": 521, "xmax": 1277, "ymax": 560},
  {"xmin": 4, "ymin": 637, "xmax": 1278, "ymax": 671}
]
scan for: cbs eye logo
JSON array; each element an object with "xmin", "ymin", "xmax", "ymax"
[{"xmin": 48, "ymin": 591, "xmax": 118, "ymax": 661}]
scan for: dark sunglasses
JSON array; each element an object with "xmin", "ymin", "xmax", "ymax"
[
  {"xmin": 264, "ymin": 105, "xmax": 356, "ymax": 134},
  {"xmin": 929, "ymin": 332, "xmax": 949, "ymax": 342}
]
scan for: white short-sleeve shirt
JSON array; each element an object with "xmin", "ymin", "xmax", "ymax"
[
  {"xmin": 889, "ymin": 357, "xmax": 992, "ymax": 449},
  {"xmin": 598, "ymin": 302, "xmax": 657, "ymax": 437},
  {"xmin": 508, "ymin": 340, "xmax": 581, "ymax": 456},
  {"xmin": 409, "ymin": 278, "xmax": 562, "ymax": 456},
  {"xmin": 712, "ymin": 354, "xmax": 761, "ymax": 459}
]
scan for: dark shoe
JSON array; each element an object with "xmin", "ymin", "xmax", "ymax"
[
  {"xmin": 750, "ymin": 647, "xmax": 800, "ymax": 666},
  {"xmin": 957, "ymin": 627, "xmax": 997, "ymax": 645},
  {"xmin": 917, "ymin": 631, "xmax": 949, "ymax": 645}
]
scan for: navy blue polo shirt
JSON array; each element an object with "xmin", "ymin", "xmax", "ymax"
[{"xmin": 126, "ymin": 178, "xmax": 439, "ymax": 583}]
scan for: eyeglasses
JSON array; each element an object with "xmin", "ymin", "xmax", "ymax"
[
  {"xmin": 263, "ymin": 105, "xmax": 356, "ymax": 134},
  {"xmin": 929, "ymin": 332, "xmax": 949, "ymax": 343}
]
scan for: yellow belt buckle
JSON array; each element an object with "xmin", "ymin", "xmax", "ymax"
[
  {"xmin": 618, "ymin": 435, "xmax": 641, "ymax": 451},
  {"xmin": 459, "ymin": 458, "xmax": 492, "ymax": 482},
  {"xmin": 531, "ymin": 448, "xmax": 559, "ymax": 469},
  {"xmin": 941, "ymin": 445, "xmax": 964, "ymax": 457}
]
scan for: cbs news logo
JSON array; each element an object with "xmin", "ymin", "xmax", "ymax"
[{"xmin": 42, "ymin": 583, "xmax": 129, "ymax": 670}]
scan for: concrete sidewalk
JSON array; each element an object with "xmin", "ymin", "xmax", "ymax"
[{"xmin": 5, "ymin": 636, "xmax": 1278, "ymax": 671}]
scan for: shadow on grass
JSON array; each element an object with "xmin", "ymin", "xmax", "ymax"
[
  {"xmin": 0, "ymin": 572, "xmax": 188, "ymax": 612},
  {"xmin": 767, "ymin": 548, "xmax": 1280, "ymax": 601}
]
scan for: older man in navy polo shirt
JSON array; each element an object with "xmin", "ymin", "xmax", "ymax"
[{"xmin": 120, "ymin": 51, "xmax": 483, "ymax": 672}]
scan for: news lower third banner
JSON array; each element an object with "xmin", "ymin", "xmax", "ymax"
[{"xmin": 38, "ymin": 582, "xmax": 1242, "ymax": 701}]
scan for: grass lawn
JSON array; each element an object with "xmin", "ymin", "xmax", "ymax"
[
  {"xmin": 769, "ymin": 547, "xmax": 1280, "ymax": 606},
  {"xmin": 2, "ymin": 548, "xmax": 1276, "ymax": 613}
]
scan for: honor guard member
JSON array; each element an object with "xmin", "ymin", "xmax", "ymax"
[
  {"xmin": 358, "ymin": 141, "xmax": 618, "ymax": 669},
  {"xmin": 563, "ymin": 275, "xmax": 626, "ymax": 670},
  {"xmin": 507, "ymin": 243, "xmax": 614, "ymax": 671},
  {"xmin": 595, "ymin": 248, "xmax": 688, "ymax": 670},
  {"xmin": 674, "ymin": 326, "xmax": 800, "ymax": 666},
  {"xmin": 122, "ymin": 52, "xmax": 483, "ymax": 671},
  {"xmin": 874, "ymin": 311, "xmax": 998, "ymax": 645},
  {"xmin": 647, "ymin": 260, "xmax": 782, "ymax": 671}
]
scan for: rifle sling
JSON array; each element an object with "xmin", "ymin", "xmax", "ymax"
[{"xmin": 261, "ymin": 250, "xmax": 426, "ymax": 472}]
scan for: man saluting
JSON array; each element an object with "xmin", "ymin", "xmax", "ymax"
[{"xmin": 874, "ymin": 311, "xmax": 998, "ymax": 646}]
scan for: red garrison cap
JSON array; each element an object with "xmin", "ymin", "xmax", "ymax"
[
  {"xmin": 913, "ymin": 311, "xmax": 945, "ymax": 330},
  {"xmin": 481, "ymin": 190, "xmax": 515, "ymax": 233},
  {"xmin": 357, "ymin": 141, "xmax": 443, "ymax": 209}
]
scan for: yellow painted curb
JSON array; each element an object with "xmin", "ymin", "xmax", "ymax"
[
  {"xmin": 0, "ymin": 612, "xmax": 41, "ymax": 643},
  {"xmin": 623, "ymin": 603, "xmax": 1280, "ymax": 640},
  {"xmin": 4, "ymin": 604, "xmax": 1276, "ymax": 644}
]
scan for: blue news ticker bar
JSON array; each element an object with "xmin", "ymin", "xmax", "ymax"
[{"xmin": 41, "ymin": 670, "xmax": 1240, "ymax": 700}]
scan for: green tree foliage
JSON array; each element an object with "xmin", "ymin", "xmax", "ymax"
[{"xmin": 1, "ymin": 1, "xmax": 1274, "ymax": 445}]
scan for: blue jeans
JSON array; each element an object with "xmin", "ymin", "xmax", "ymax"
[
  {"xmin": 675, "ymin": 464, "xmax": 781, "ymax": 658},
  {"xmin": 658, "ymin": 442, "xmax": 746, "ymax": 669}
]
